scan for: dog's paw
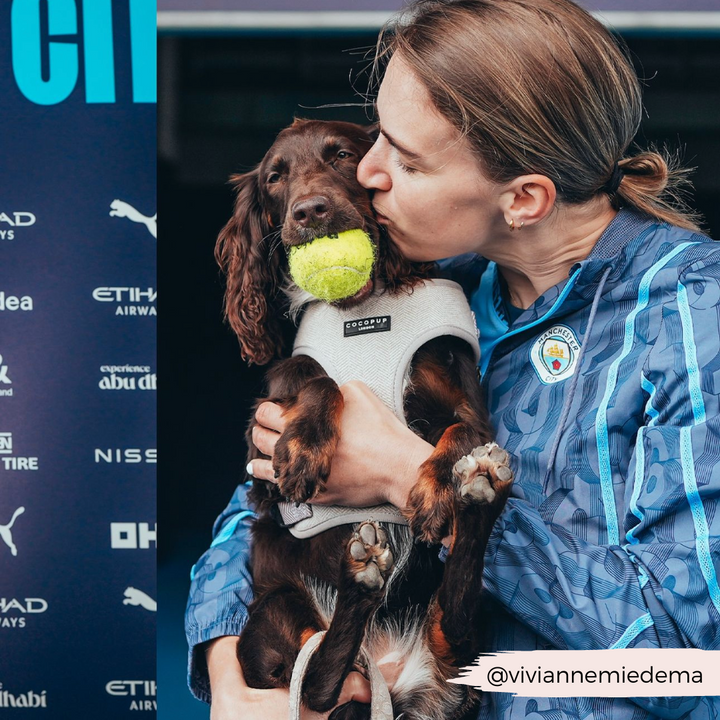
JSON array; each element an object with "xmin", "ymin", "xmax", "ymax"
[
  {"xmin": 453, "ymin": 442, "xmax": 513, "ymax": 508},
  {"xmin": 273, "ymin": 435, "xmax": 332, "ymax": 503},
  {"xmin": 346, "ymin": 521, "xmax": 394, "ymax": 592}
]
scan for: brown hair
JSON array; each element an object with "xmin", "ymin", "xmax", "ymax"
[{"xmin": 374, "ymin": 0, "xmax": 701, "ymax": 231}]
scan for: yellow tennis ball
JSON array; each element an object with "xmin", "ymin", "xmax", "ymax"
[{"xmin": 288, "ymin": 229, "xmax": 375, "ymax": 301}]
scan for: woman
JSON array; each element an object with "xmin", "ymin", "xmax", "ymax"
[{"xmin": 186, "ymin": 1, "xmax": 720, "ymax": 718}]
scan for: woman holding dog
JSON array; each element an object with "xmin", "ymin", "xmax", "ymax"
[{"xmin": 187, "ymin": 0, "xmax": 720, "ymax": 718}]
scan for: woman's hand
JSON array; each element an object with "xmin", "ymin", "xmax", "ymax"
[
  {"xmin": 249, "ymin": 380, "xmax": 433, "ymax": 509},
  {"xmin": 206, "ymin": 636, "xmax": 371, "ymax": 720}
]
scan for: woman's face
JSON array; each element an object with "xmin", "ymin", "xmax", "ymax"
[{"xmin": 357, "ymin": 54, "xmax": 502, "ymax": 262}]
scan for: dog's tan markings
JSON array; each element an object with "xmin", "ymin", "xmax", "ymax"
[
  {"xmin": 300, "ymin": 627, "xmax": 319, "ymax": 647},
  {"xmin": 426, "ymin": 608, "xmax": 453, "ymax": 665},
  {"xmin": 407, "ymin": 420, "xmax": 482, "ymax": 543},
  {"xmin": 273, "ymin": 377, "xmax": 343, "ymax": 503}
]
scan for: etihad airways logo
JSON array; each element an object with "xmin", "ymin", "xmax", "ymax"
[
  {"xmin": 0, "ymin": 597, "xmax": 48, "ymax": 629},
  {"xmin": 106, "ymin": 680, "xmax": 156, "ymax": 712},
  {"xmin": 92, "ymin": 287, "xmax": 156, "ymax": 317},
  {"xmin": 93, "ymin": 287, "xmax": 157, "ymax": 315},
  {"xmin": 0, "ymin": 212, "xmax": 36, "ymax": 241}
]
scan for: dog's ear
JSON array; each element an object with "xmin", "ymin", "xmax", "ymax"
[
  {"xmin": 215, "ymin": 169, "xmax": 284, "ymax": 365},
  {"xmin": 376, "ymin": 229, "xmax": 434, "ymax": 293},
  {"xmin": 363, "ymin": 123, "xmax": 380, "ymax": 142}
]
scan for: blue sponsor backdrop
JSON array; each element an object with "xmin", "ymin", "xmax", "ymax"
[{"xmin": 1, "ymin": 0, "xmax": 156, "ymax": 716}]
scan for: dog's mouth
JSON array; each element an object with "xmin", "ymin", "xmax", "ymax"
[
  {"xmin": 278, "ymin": 192, "xmax": 381, "ymax": 306},
  {"xmin": 283, "ymin": 219, "xmax": 377, "ymax": 247},
  {"xmin": 333, "ymin": 276, "xmax": 374, "ymax": 307},
  {"xmin": 281, "ymin": 193, "xmax": 376, "ymax": 245},
  {"xmin": 285, "ymin": 226, "xmax": 377, "ymax": 306}
]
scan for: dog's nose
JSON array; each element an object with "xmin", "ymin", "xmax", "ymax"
[{"xmin": 292, "ymin": 196, "xmax": 331, "ymax": 227}]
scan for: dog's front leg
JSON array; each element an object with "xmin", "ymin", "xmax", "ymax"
[
  {"xmin": 248, "ymin": 355, "xmax": 336, "ymax": 506},
  {"xmin": 272, "ymin": 374, "xmax": 343, "ymax": 503},
  {"xmin": 428, "ymin": 445, "xmax": 514, "ymax": 668},
  {"xmin": 402, "ymin": 337, "xmax": 494, "ymax": 544},
  {"xmin": 301, "ymin": 521, "xmax": 394, "ymax": 713}
]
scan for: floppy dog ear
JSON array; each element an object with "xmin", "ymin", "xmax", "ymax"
[
  {"xmin": 215, "ymin": 169, "xmax": 285, "ymax": 366},
  {"xmin": 363, "ymin": 122, "xmax": 379, "ymax": 142},
  {"xmin": 376, "ymin": 230, "xmax": 434, "ymax": 293}
]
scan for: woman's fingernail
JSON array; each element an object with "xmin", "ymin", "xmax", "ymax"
[{"xmin": 246, "ymin": 462, "xmax": 254, "ymax": 476}]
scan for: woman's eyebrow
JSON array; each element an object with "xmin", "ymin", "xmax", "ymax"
[{"xmin": 379, "ymin": 128, "xmax": 422, "ymax": 162}]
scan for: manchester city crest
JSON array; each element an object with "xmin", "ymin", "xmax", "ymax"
[{"xmin": 530, "ymin": 325, "xmax": 581, "ymax": 384}]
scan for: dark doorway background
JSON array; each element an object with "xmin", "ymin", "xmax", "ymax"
[{"xmin": 157, "ymin": 30, "xmax": 720, "ymax": 717}]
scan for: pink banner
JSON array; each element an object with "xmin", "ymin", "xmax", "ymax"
[{"xmin": 450, "ymin": 649, "xmax": 720, "ymax": 697}]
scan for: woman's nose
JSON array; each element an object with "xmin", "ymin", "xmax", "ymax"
[{"xmin": 357, "ymin": 139, "xmax": 392, "ymax": 192}]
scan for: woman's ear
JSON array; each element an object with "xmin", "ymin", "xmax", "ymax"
[
  {"xmin": 500, "ymin": 174, "xmax": 557, "ymax": 228},
  {"xmin": 215, "ymin": 169, "xmax": 285, "ymax": 365}
]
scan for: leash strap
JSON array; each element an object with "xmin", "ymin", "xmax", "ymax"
[{"xmin": 288, "ymin": 630, "xmax": 393, "ymax": 720}]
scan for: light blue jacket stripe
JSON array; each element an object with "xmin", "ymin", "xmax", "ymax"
[
  {"xmin": 211, "ymin": 510, "xmax": 257, "ymax": 548},
  {"xmin": 610, "ymin": 612, "xmax": 655, "ymax": 648},
  {"xmin": 595, "ymin": 241, "xmax": 698, "ymax": 545},
  {"xmin": 680, "ymin": 427, "xmax": 720, "ymax": 614},
  {"xmin": 625, "ymin": 375, "xmax": 662, "ymax": 545},
  {"xmin": 677, "ymin": 279, "xmax": 720, "ymax": 614},
  {"xmin": 677, "ymin": 280, "xmax": 707, "ymax": 425},
  {"xmin": 191, "ymin": 510, "xmax": 257, "ymax": 580},
  {"xmin": 640, "ymin": 374, "xmax": 660, "ymax": 425},
  {"xmin": 625, "ymin": 428, "xmax": 646, "ymax": 545}
]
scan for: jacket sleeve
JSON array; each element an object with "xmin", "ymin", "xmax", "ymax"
[
  {"xmin": 482, "ymin": 258, "xmax": 720, "ymax": 719},
  {"xmin": 184, "ymin": 483, "xmax": 256, "ymax": 703}
]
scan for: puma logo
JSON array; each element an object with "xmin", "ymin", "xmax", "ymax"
[
  {"xmin": 123, "ymin": 587, "xmax": 156, "ymax": 612},
  {"xmin": 110, "ymin": 199, "xmax": 157, "ymax": 238},
  {"xmin": 1, "ymin": 507, "xmax": 25, "ymax": 556},
  {"xmin": 0, "ymin": 353, "xmax": 11, "ymax": 384}
]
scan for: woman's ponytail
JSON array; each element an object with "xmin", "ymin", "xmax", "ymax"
[{"xmin": 613, "ymin": 150, "xmax": 701, "ymax": 232}]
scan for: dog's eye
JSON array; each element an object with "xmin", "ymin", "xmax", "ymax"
[
  {"xmin": 267, "ymin": 172, "xmax": 282, "ymax": 184},
  {"xmin": 336, "ymin": 151, "xmax": 353, "ymax": 160}
]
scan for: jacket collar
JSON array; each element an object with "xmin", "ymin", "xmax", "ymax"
[
  {"xmin": 464, "ymin": 209, "xmax": 660, "ymax": 365},
  {"xmin": 567, "ymin": 208, "xmax": 657, "ymax": 295}
]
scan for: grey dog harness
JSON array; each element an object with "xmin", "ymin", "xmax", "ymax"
[{"xmin": 276, "ymin": 279, "xmax": 480, "ymax": 538}]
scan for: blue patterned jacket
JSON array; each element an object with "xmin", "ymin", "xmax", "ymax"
[{"xmin": 186, "ymin": 209, "xmax": 720, "ymax": 719}]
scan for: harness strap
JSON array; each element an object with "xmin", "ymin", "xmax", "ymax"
[{"xmin": 277, "ymin": 501, "xmax": 408, "ymax": 539}]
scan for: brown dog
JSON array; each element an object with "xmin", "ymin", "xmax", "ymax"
[{"xmin": 215, "ymin": 118, "xmax": 513, "ymax": 719}]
